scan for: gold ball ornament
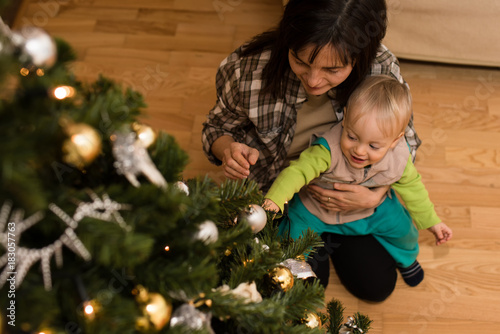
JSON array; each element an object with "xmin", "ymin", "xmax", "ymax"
[
  {"xmin": 269, "ymin": 265, "xmax": 294, "ymax": 292},
  {"xmin": 62, "ymin": 122, "xmax": 102, "ymax": 170},
  {"xmin": 144, "ymin": 293, "xmax": 172, "ymax": 330},
  {"xmin": 134, "ymin": 286, "xmax": 172, "ymax": 331},
  {"xmin": 132, "ymin": 122, "xmax": 157, "ymax": 148},
  {"xmin": 302, "ymin": 312, "xmax": 322, "ymax": 328}
]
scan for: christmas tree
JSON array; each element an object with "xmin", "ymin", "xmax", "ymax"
[{"xmin": 0, "ymin": 18, "xmax": 371, "ymax": 334}]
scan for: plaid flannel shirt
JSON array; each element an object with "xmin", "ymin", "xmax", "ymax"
[{"xmin": 202, "ymin": 44, "xmax": 421, "ymax": 191}]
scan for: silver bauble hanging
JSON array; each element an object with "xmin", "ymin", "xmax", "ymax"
[
  {"xmin": 12, "ymin": 26, "xmax": 57, "ymax": 67},
  {"xmin": 281, "ymin": 258, "xmax": 317, "ymax": 279},
  {"xmin": 238, "ymin": 204, "xmax": 267, "ymax": 233},
  {"xmin": 169, "ymin": 303, "xmax": 214, "ymax": 333}
]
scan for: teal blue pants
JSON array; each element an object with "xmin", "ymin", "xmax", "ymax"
[{"xmin": 279, "ymin": 189, "xmax": 419, "ymax": 268}]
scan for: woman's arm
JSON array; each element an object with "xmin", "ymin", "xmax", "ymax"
[
  {"xmin": 307, "ymin": 183, "xmax": 389, "ymax": 212},
  {"xmin": 202, "ymin": 48, "xmax": 250, "ymax": 166}
]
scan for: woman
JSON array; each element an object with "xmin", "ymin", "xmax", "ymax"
[{"xmin": 202, "ymin": 0, "xmax": 421, "ymax": 302}]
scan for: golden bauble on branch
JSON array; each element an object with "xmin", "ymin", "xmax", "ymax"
[
  {"xmin": 132, "ymin": 122, "xmax": 157, "ymax": 148},
  {"xmin": 133, "ymin": 285, "xmax": 172, "ymax": 331},
  {"xmin": 61, "ymin": 121, "xmax": 102, "ymax": 170},
  {"xmin": 145, "ymin": 293, "xmax": 172, "ymax": 330},
  {"xmin": 269, "ymin": 265, "xmax": 294, "ymax": 292},
  {"xmin": 302, "ymin": 312, "xmax": 322, "ymax": 328}
]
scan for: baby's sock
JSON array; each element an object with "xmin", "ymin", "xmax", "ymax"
[{"xmin": 398, "ymin": 260, "xmax": 424, "ymax": 286}]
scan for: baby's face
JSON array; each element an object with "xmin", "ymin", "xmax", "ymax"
[{"xmin": 340, "ymin": 113, "xmax": 402, "ymax": 169}]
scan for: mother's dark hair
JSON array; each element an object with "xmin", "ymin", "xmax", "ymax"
[{"xmin": 242, "ymin": 0, "xmax": 387, "ymax": 105}]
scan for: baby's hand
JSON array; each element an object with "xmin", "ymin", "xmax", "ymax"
[
  {"xmin": 263, "ymin": 199, "xmax": 280, "ymax": 213},
  {"xmin": 427, "ymin": 222, "xmax": 453, "ymax": 246}
]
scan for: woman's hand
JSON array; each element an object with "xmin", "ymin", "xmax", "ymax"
[
  {"xmin": 222, "ymin": 142, "xmax": 259, "ymax": 180},
  {"xmin": 307, "ymin": 183, "xmax": 389, "ymax": 212},
  {"xmin": 211, "ymin": 136, "xmax": 259, "ymax": 180}
]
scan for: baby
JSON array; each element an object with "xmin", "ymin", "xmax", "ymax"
[{"xmin": 264, "ymin": 75, "xmax": 452, "ymax": 286}]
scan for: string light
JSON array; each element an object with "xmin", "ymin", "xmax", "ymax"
[
  {"xmin": 146, "ymin": 303, "xmax": 157, "ymax": 313},
  {"xmin": 164, "ymin": 245, "xmax": 170, "ymax": 251},
  {"xmin": 83, "ymin": 300, "xmax": 98, "ymax": 321},
  {"xmin": 53, "ymin": 85, "xmax": 75, "ymax": 100},
  {"xmin": 20, "ymin": 67, "xmax": 29, "ymax": 76},
  {"xmin": 37, "ymin": 329, "xmax": 54, "ymax": 334},
  {"xmin": 84, "ymin": 303, "xmax": 94, "ymax": 315}
]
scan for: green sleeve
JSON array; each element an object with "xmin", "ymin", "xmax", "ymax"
[
  {"xmin": 265, "ymin": 144, "xmax": 331, "ymax": 212},
  {"xmin": 392, "ymin": 155, "xmax": 441, "ymax": 230}
]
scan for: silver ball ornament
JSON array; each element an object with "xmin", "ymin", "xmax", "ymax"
[
  {"xmin": 194, "ymin": 220, "xmax": 219, "ymax": 244},
  {"xmin": 239, "ymin": 204, "xmax": 267, "ymax": 233},
  {"xmin": 170, "ymin": 303, "xmax": 212, "ymax": 331},
  {"xmin": 12, "ymin": 26, "xmax": 57, "ymax": 67}
]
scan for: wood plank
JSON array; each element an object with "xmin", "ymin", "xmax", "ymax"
[{"xmin": 471, "ymin": 206, "xmax": 500, "ymax": 230}]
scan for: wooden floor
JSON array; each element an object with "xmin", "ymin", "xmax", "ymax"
[{"xmin": 13, "ymin": 1, "xmax": 500, "ymax": 333}]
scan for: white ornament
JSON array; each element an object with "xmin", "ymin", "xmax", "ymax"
[
  {"xmin": 254, "ymin": 237, "xmax": 269, "ymax": 252},
  {"xmin": 174, "ymin": 181, "xmax": 189, "ymax": 195},
  {"xmin": 238, "ymin": 204, "xmax": 267, "ymax": 233},
  {"xmin": 73, "ymin": 189, "xmax": 132, "ymax": 231},
  {"xmin": 170, "ymin": 304, "xmax": 214, "ymax": 333},
  {"xmin": 12, "ymin": 26, "xmax": 57, "ymax": 67},
  {"xmin": 339, "ymin": 316, "xmax": 364, "ymax": 334},
  {"xmin": 0, "ymin": 201, "xmax": 91, "ymax": 291},
  {"xmin": 215, "ymin": 281, "xmax": 262, "ymax": 304},
  {"xmin": 111, "ymin": 131, "xmax": 167, "ymax": 189},
  {"xmin": 194, "ymin": 220, "xmax": 218, "ymax": 245},
  {"xmin": 0, "ymin": 192, "xmax": 131, "ymax": 291},
  {"xmin": 280, "ymin": 258, "xmax": 317, "ymax": 279}
]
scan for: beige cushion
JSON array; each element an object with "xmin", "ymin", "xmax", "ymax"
[{"xmin": 383, "ymin": 0, "xmax": 500, "ymax": 67}]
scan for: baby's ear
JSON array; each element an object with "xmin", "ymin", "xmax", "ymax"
[{"xmin": 390, "ymin": 132, "xmax": 404, "ymax": 148}]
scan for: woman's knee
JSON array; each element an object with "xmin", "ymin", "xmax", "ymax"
[
  {"xmin": 324, "ymin": 233, "xmax": 398, "ymax": 302},
  {"xmin": 344, "ymin": 270, "xmax": 397, "ymax": 302}
]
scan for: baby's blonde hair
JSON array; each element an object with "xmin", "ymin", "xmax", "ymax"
[{"xmin": 345, "ymin": 75, "xmax": 412, "ymax": 138}]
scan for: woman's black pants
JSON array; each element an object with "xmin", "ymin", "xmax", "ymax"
[{"xmin": 307, "ymin": 232, "xmax": 398, "ymax": 302}]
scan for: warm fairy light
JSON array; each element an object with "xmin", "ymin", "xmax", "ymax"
[
  {"xmin": 84, "ymin": 303, "xmax": 94, "ymax": 315},
  {"xmin": 36, "ymin": 68, "xmax": 45, "ymax": 76},
  {"xmin": 20, "ymin": 67, "xmax": 30, "ymax": 76},
  {"xmin": 146, "ymin": 303, "xmax": 157, "ymax": 314},
  {"xmin": 164, "ymin": 245, "xmax": 170, "ymax": 251},
  {"xmin": 243, "ymin": 259, "xmax": 254, "ymax": 266},
  {"xmin": 71, "ymin": 133, "xmax": 91, "ymax": 149},
  {"xmin": 53, "ymin": 85, "xmax": 76, "ymax": 99}
]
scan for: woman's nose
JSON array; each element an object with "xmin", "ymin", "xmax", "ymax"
[{"xmin": 305, "ymin": 70, "xmax": 322, "ymax": 87}]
